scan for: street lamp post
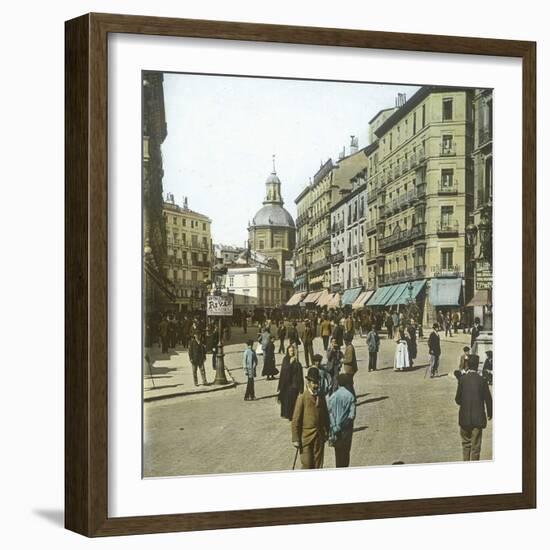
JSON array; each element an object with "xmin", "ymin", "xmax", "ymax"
[{"xmin": 209, "ymin": 266, "xmax": 230, "ymax": 385}]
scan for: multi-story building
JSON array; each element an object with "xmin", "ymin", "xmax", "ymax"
[
  {"xmin": 214, "ymin": 244, "xmax": 246, "ymax": 265},
  {"xmin": 294, "ymin": 139, "xmax": 369, "ymax": 294},
  {"xmin": 330, "ymin": 168, "xmax": 368, "ymax": 293},
  {"xmin": 220, "ymin": 256, "xmax": 282, "ymax": 310},
  {"xmin": 366, "ymin": 86, "xmax": 475, "ymax": 324},
  {"xmin": 468, "ymin": 88, "xmax": 493, "ymax": 327},
  {"xmin": 142, "ymin": 72, "xmax": 175, "ymax": 327},
  {"xmin": 163, "ymin": 195, "xmax": 213, "ymax": 312}
]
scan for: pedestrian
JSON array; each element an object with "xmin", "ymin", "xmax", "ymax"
[
  {"xmin": 452, "ymin": 311, "xmax": 460, "ymax": 334},
  {"xmin": 407, "ymin": 321, "xmax": 417, "ymax": 367},
  {"xmin": 242, "ymin": 313, "xmax": 248, "ymax": 334},
  {"xmin": 332, "ymin": 320, "xmax": 344, "ymax": 348},
  {"xmin": 312, "ymin": 353, "xmax": 332, "ymax": 397},
  {"xmin": 342, "ymin": 334, "xmax": 358, "ymax": 393},
  {"xmin": 328, "ymin": 373, "xmax": 356, "ymax": 468},
  {"xmin": 393, "ymin": 328, "xmax": 410, "ymax": 371},
  {"xmin": 188, "ymin": 333, "xmax": 208, "ymax": 386},
  {"xmin": 277, "ymin": 344, "xmax": 304, "ymax": 420},
  {"xmin": 302, "ymin": 320, "xmax": 315, "ymax": 369},
  {"xmin": 205, "ymin": 323, "xmax": 218, "ymax": 371},
  {"xmin": 326, "ymin": 337, "xmax": 343, "ymax": 394},
  {"xmin": 287, "ymin": 321, "xmax": 301, "ymax": 358},
  {"xmin": 158, "ymin": 316, "xmax": 169, "ymax": 354},
  {"xmin": 459, "ymin": 346, "xmax": 470, "ymax": 373},
  {"xmin": 427, "ymin": 323, "xmax": 441, "ymax": 378},
  {"xmin": 482, "ymin": 350, "xmax": 493, "ymax": 386},
  {"xmin": 392, "ymin": 310, "xmax": 400, "ymax": 332},
  {"xmin": 471, "ymin": 317, "xmax": 482, "ymax": 351},
  {"xmin": 277, "ymin": 321, "xmax": 287, "ymax": 354},
  {"xmin": 366, "ymin": 325, "xmax": 380, "ymax": 372},
  {"xmin": 320, "ymin": 315, "xmax": 332, "ymax": 351},
  {"xmin": 444, "ymin": 312, "xmax": 453, "ymax": 338},
  {"xmin": 344, "ymin": 314, "xmax": 354, "ymax": 342},
  {"xmin": 385, "ymin": 313, "xmax": 394, "ymax": 339},
  {"xmin": 242, "ymin": 339, "xmax": 258, "ymax": 400},
  {"xmin": 261, "ymin": 335, "xmax": 279, "ymax": 380},
  {"xmin": 291, "ymin": 367, "xmax": 330, "ymax": 469},
  {"xmin": 168, "ymin": 314, "xmax": 178, "ymax": 348},
  {"xmin": 455, "ymin": 354, "xmax": 493, "ymax": 461}
]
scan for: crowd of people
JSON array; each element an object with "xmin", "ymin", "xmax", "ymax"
[{"xmin": 147, "ymin": 305, "xmax": 492, "ymax": 467}]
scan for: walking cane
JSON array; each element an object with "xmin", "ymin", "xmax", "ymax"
[{"xmin": 292, "ymin": 447, "xmax": 299, "ymax": 470}]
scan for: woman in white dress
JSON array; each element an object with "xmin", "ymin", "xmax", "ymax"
[{"xmin": 394, "ymin": 328, "xmax": 410, "ymax": 371}]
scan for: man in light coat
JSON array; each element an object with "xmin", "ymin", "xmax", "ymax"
[{"xmin": 243, "ymin": 339, "xmax": 258, "ymax": 401}]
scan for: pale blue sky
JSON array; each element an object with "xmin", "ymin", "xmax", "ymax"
[{"xmin": 161, "ymin": 73, "xmax": 419, "ymax": 246}]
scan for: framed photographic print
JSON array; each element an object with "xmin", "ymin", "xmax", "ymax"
[{"xmin": 65, "ymin": 13, "xmax": 536, "ymax": 537}]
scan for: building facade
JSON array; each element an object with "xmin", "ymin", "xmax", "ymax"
[
  {"xmin": 367, "ymin": 86, "xmax": 475, "ymax": 324},
  {"xmin": 163, "ymin": 195, "xmax": 213, "ymax": 312},
  {"xmin": 142, "ymin": 72, "xmax": 175, "ymax": 324},
  {"xmin": 330, "ymin": 172, "xmax": 368, "ymax": 292},
  {"xmin": 468, "ymin": 88, "xmax": 493, "ymax": 327},
  {"xmin": 214, "ymin": 244, "xmax": 246, "ymax": 265},
  {"xmin": 294, "ymin": 141, "xmax": 369, "ymax": 293},
  {"xmin": 221, "ymin": 263, "xmax": 282, "ymax": 309}
]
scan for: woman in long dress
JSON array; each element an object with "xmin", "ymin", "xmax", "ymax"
[
  {"xmin": 261, "ymin": 335, "xmax": 279, "ymax": 380},
  {"xmin": 394, "ymin": 328, "xmax": 410, "ymax": 371},
  {"xmin": 277, "ymin": 344, "xmax": 304, "ymax": 420}
]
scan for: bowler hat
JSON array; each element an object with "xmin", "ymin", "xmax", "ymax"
[{"xmin": 305, "ymin": 367, "xmax": 320, "ymax": 383}]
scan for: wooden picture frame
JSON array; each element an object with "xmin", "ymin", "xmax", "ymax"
[{"xmin": 65, "ymin": 12, "xmax": 536, "ymax": 537}]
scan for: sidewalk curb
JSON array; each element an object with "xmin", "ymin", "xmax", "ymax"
[{"xmin": 144, "ymin": 368, "xmax": 237, "ymax": 403}]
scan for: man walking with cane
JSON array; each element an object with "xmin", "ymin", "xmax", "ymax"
[{"xmin": 291, "ymin": 367, "xmax": 330, "ymax": 469}]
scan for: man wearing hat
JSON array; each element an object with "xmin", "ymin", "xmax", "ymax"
[
  {"xmin": 301, "ymin": 319, "xmax": 315, "ymax": 369},
  {"xmin": 455, "ymin": 354, "xmax": 493, "ymax": 461},
  {"xmin": 291, "ymin": 367, "xmax": 330, "ymax": 469}
]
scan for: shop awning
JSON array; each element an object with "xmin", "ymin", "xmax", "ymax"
[
  {"xmin": 352, "ymin": 290, "xmax": 375, "ymax": 309},
  {"xmin": 316, "ymin": 290, "xmax": 331, "ymax": 307},
  {"xmin": 467, "ymin": 289, "xmax": 491, "ymax": 307},
  {"xmin": 302, "ymin": 290, "xmax": 323, "ymax": 304},
  {"xmin": 366, "ymin": 285, "xmax": 394, "ymax": 306},
  {"xmin": 286, "ymin": 292, "xmax": 307, "ymax": 306},
  {"xmin": 327, "ymin": 293, "xmax": 341, "ymax": 309},
  {"xmin": 341, "ymin": 287, "xmax": 363, "ymax": 306},
  {"xmin": 387, "ymin": 280, "xmax": 427, "ymax": 306},
  {"xmin": 430, "ymin": 278, "xmax": 463, "ymax": 306}
]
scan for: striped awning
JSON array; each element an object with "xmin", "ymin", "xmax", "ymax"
[
  {"xmin": 286, "ymin": 292, "xmax": 307, "ymax": 306},
  {"xmin": 316, "ymin": 290, "xmax": 331, "ymax": 307},
  {"xmin": 386, "ymin": 280, "xmax": 426, "ymax": 306},
  {"xmin": 341, "ymin": 287, "xmax": 363, "ymax": 306},
  {"xmin": 366, "ymin": 285, "xmax": 394, "ymax": 306},
  {"xmin": 302, "ymin": 290, "xmax": 323, "ymax": 304},
  {"xmin": 352, "ymin": 290, "xmax": 375, "ymax": 309},
  {"xmin": 430, "ymin": 278, "xmax": 463, "ymax": 306},
  {"xmin": 327, "ymin": 292, "xmax": 341, "ymax": 309}
]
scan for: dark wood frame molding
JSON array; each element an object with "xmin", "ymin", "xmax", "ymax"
[{"xmin": 65, "ymin": 12, "xmax": 536, "ymax": 537}]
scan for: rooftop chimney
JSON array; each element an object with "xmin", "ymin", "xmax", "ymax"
[
  {"xmin": 395, "ymin": 93, "xmax": 407, "ymax": 108},
  {"xmin": 183, "ymin": 196, "xmax": 188, "ymax": 210}
]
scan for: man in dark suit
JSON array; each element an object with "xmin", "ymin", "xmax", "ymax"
[
  {"xmin": 470, "ymin": 317, "xmax": 482, "ymax": 349},
  {"xmin": 427, "ymin": 324, "xmax": 441, "ymax": 378},
  {"xmin": 455, "ymin": 355, "xmax": 493, "ymax": 461}
]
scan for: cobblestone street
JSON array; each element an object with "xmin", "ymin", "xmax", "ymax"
[{"xmin": 143, "ymin": 329, "xmax": 492, "ymax": 477}]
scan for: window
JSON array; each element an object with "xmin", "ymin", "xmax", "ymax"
[
  {"xmin": 173, "ymin": 217, "xmax": 177, "ymax": 225},
  {"xmin": 441, "ymin": 168, "xmax": 454, "ymax": 188},
  {"xmin": 442, "ymin": 134, "xmax": 453, "ymax": 154},
  {"xmin": 192, "ymin": 252, "xmax": 198, "ymax": 265},
  {"xmin": 259, "ymin": 240, "xmax": 264, "ymax": 250},
  {"xmin": 191, "ymin": 271, "xmax": 198, "ymax": 281},
  {"xmin": 413, "ymin": 112, "xmax": 417, "ymax": 134},
  {"xmin": 191, "ymin": 234, "xmax": 198, "ymax": 247},
  {"xmin": 442, "ymin": 98, "xmax": 453, "ymax": 121},
  {"xmin": 202, "ymin": 222, "xmax": 206, "ymax": 231},
  {"xmin": 182, "ymin": 218, "xmax": 186, "ymax": 227},
  {"xmin": 422, "ymin": 104, "xmax": 426, "ymax": 127},
  {"xmin": 441, "ymin": 248, "xmax": 454, "ymax": 270},
  {"xmin": 441, "ymin": 206, "xmax": 454, "ymax": 225}
]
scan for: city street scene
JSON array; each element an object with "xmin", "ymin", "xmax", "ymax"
[{"xmin": 143, "ymin": 72, "xmax": 494, "ymax": 477}]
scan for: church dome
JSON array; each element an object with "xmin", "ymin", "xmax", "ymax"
[
  {"xmin": 252, "ymin": 204, "xmax": 295, "ymax": 228},
  {"xmin": 265, "ymin": 172, "xmax": 281, "ymax": 185}
]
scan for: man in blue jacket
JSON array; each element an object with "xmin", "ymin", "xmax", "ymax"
[
  {"xmin": 243, "ymin": 339, "xmax": 258, "ymax": 401},
  {"xmin": 328, "ymin": 374, "xmax": 356, "ymax": 467}
]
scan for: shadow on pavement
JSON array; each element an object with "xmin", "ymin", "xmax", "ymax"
[
  {"xmin": 356, "ymin": 395, "xmax": 389, "ymax": 407},
  {"xmin": 353, "ymin": 425, "xmax": 369, "ymax": 433},
  {"xmin": 150, "ymin": 366, "xmax": 178, "ymax": 375},
  {"xmin": 144, "ymin": 384, "xmax": 181, "ymax": 391},
  {"xmin": 255, "ymin": 393, "xmax": 279, "ymax": 401}
]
